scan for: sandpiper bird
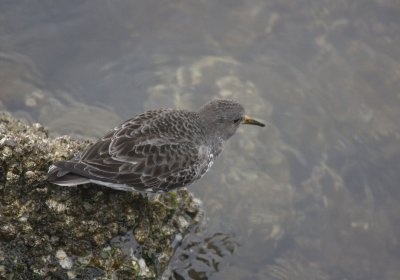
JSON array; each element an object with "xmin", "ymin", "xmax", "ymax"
[{"xmin": 47, "ymin": 99, "xmax": 265, "ymax": 192}]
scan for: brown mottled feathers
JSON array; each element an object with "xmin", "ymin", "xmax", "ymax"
[{"xmin": 48, "ymin": 109, "xmax": 212, "ymax": 192}]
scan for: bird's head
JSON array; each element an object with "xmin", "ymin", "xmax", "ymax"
[{"xmin": 198, "ymin": 99, "xmax": 265, "ymax": 141}]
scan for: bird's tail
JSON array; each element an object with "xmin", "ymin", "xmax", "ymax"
[{"xmin": 47, "ymin": 163, "xmax": 90, "ymax": 186}]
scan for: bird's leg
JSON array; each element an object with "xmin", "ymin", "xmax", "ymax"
[{"xmin": 146, "ymin": 192, "xmax": 175, "ymax": 210}]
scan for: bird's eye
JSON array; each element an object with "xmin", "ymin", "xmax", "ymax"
[{"xmin": 233, "ymin": 118, "xmax": 242, "ymax": 124}]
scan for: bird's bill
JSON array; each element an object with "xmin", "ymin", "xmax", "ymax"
[{"xmin": 242, "ymin": 115, "xmax": 266, "ymax": 127}]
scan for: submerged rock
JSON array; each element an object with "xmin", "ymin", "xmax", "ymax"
[{"xmin": 0, "ymin": 112, "xmax": 203, "ymax": 279}]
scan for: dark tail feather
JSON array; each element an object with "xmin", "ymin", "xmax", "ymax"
[{"xmin": 47, "ymin": 164, "xmax": 90, "ymax": 186}]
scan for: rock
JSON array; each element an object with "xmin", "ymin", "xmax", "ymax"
[
  {"xmin": 56, "ymin": 250, "xmax": 73, "ymax": 270},
  {"xmin": 0, "ymin": 111, "xmax": 203, "ymax": 279}
]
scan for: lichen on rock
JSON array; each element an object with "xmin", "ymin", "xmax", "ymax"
[{"xmin": 0, "ymin": 112, "xmax": 203, "ymax": 279}]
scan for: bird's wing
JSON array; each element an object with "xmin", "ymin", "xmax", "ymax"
[{"xmin": 56, "ymin": 110, "xmax": 210, "ymax": 192}]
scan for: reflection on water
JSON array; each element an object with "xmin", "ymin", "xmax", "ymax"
[
  {"xmin": 1, "ymin": 0, "xmax": 400, "ymax": 279},
  {"xmin": 166, "ymin": 231, "xmax": 239, "ymax": 280}
]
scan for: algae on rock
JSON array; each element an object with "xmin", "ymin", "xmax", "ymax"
[{"xmin": 0, "ymin": 112, "xmax": 202, "ymax": 279}]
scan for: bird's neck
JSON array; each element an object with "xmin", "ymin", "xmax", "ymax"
[{"xmin": 210, "ymin": 136, "xmax": 225, "ymax": 157}]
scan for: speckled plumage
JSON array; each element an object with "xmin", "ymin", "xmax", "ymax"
[{"xmin": 48, "ymin": 99, "xmax": 265, "ymax": 192}]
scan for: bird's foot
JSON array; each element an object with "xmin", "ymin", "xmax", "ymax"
[{"xmin": 147, "ymin": 192, "xmax": 176, "ymax": 210}]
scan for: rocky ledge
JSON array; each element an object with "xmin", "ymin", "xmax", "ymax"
[{"xmin": 0, "ymin": 112, "xmax": 203, "ymax": 279}]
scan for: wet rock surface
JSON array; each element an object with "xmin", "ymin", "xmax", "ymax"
[{"xmin": 0, "ymin": 112, "xmax": 203, "ymax": 279}]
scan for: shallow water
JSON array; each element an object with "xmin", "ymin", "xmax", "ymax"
[{"xmin": 1, "ymin": 0, "xmax": 400, "ymax": 279}]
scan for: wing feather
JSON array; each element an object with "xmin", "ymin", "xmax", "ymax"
[{"xmin": 53, "ymin": 109, "xmax": 210, "ymax": 192}]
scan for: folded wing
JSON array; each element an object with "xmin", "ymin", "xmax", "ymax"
[{"xmin": 48, "ymin": 110, "xmax": 210, "ymax": 192}]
